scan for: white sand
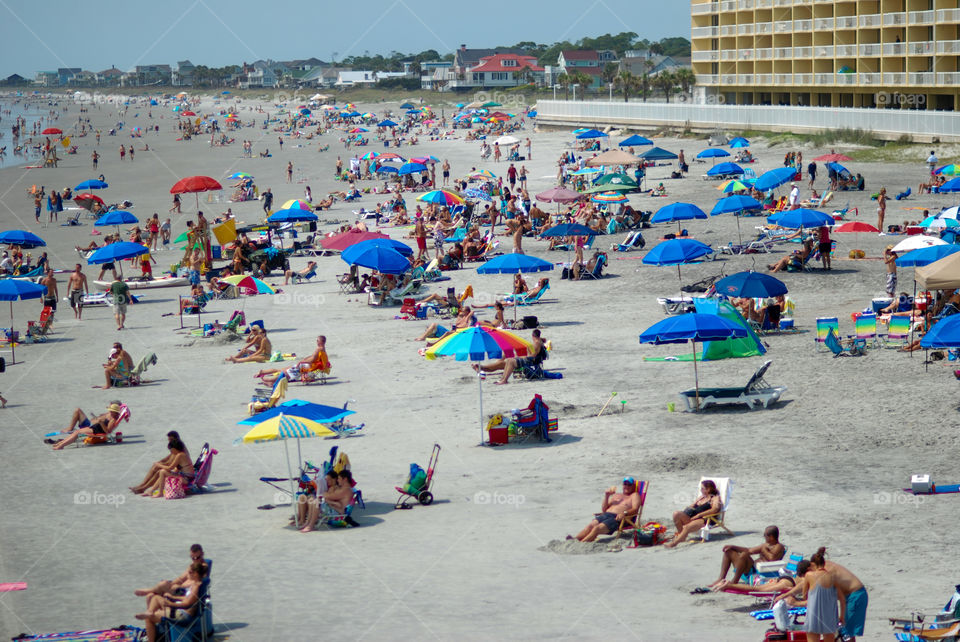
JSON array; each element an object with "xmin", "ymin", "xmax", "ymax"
[{"xmin": 0, "ymin": 92, "xmax": 958, "ymax": 641}]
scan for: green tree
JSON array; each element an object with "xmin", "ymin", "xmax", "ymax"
[
  {"xmin": 614, "ymin": 70, "xmax": 637, "ymax": 102},
  {"xmin": 674, "ymin": 67, "xmax": 696, "ymax": 98},
  {"xmin": 515, "ymin": 64, "xmax": 533, "ymax": 87},
  {"xmin": 570, "ymin": 71, "xmax": 592, "ymax": 99},
  {"xmin": 556, "ymin": 73, "xmax": 570, "ymax": 100},
  {"xmin": 639, "ymin": 59, "xmax": 654, "ymax": 102},
  {"xmin": 655, "ymin": 70, "xmax": 676, "ymax": 102},
  {"xmin": 601, "ymin": 62, "xmax": 619, "ymax": 85}
]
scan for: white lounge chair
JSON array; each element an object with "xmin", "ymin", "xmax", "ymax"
[{"xmin": 679, "ymin": 360, "xmax": 786, "ymax": 411}]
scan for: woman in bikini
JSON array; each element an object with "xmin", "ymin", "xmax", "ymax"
[
  {"xmin": 664, "ymin": 479, "xmax": 722, "ymax": 548},
  {"xmin": 135, "ymin": 560, "xmax": 207, "ymax": 642},
  {"xmin": 139, "ymin": 439, "xmax": 194, "ymax": 497}
]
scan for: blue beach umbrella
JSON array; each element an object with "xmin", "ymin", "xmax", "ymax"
[
  {"xmin": 94, "ymin": 210, "xmax": 138, "ymax": 227},
  {"xmin": 715, "ymin": 271, "xmax": 788, "ymax": 298},
  {"xmin": 643, "ymin": 238, "xmax": 713, "ymax": 289},
  {"xmin": 75, "ymin": 179, "xmax": 108, "ymax": 191},
  {"xmin": 652, "ymin": 202, "xmax": 708, "ymax": 234},
  {"xmin": 697, "ymin": 148, "xmax": 730, "ymax": 160},
  {"xmin": 267, "ymin": 208, "xmax": 319, "ymax": 224},
  {"xmin": 769, "ymin": 209, "xmax": 834, "ymax": 229},
  {"xmin": 378, "ymin": 119, "xmax": 398, "ymax": 127},
  {"xmin": 342, "ymin": 238, "xmax": 413, "ymax": 257},
  {"xmin": 463, "ymin": 188, "xmax": 492, "ymax": 202},
  {"xmin": 619, "ymin": 134, "xmax": 653, "ymax": 147},
  {"xmin": 377, "ymin": 165, "xmax": 399, "ymax": 174},
  {"xmin": 238, "ymin": 399, "xmax": 355, "ymax": 426},
  {"xmin": 540, "ymin": 223, "xmax": 598, "ymax": 237},
  {"xmin": 398, "ymin": 162, "xmax": 428, "ymax": 176},
  {"xmin": 707, "ymin": 162, "xmax": 744, "ymax": 177},
  {"xmin": 729, "ymin": 137, "xmax": 750, "ymax": 148},
  {"xmin": 476, "ymin": 254, "xmax": 553, "ymax": 274},
  {"xmin": 340, "ymin": 243, "xmax": 410, "ymax": 274},
  {"xmin": 0, "ymin": 230, "xmax": 45, "ymax": 247},
  {"xmin": 575, "ymin": 129, "xmax": 608, "ymax": 139},
  {"xmin": 712, "ymin": 195, "xmax": 762, "ymax": 215},
  {"xmin": 754, "ymin": 167, "xmax": 798, "ymax": 192},
  {"xmin": 939, "ymin": 177, "xmax": 960, "ymax": 193},
  {"xmin": 921, "ymin": 315, "xmax": 960, "ymax": 349},
  {"xmin": 87, "ymin": 241, "xmax": 149, "ymax": 267},
  {"xmin": 639, "ymin": 312, "xmax": 749, "ymax": 410},
  {"xmin": 895, "ymin": 244, "xmax": 960, "ymax": 267},
  {"xmin": 0, "ymin": 278, "xmax": 46, "ymax": 364}
]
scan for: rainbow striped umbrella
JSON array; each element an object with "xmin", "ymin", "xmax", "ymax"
[
  {"xmin": 470, "ymin": 169, "xmax": 497, "ymax": 180},
  {"xmin": 360, "ymin": 151, "xmax": 380, "ymax": 161},
  {"xmin": 280, "ymin": 199, "xmax": 312, "ymax": 210},
  {"xmin": 936, "ymin": 164, "xmax": 960, "ymax": 176},
  {"xmin": 349, "ymin": 127, "xmax": 368, "ymax": 133},
  {"xmin": 417, "ymin": 190, "xmax": 465, "ymax": 206},
  {"xmin": 425, "ymin": 326, "xmax": 533, "ymax": 444},
  {"xmin": 719, "ymin": 180, "xmax": 750, "ymax": 193},
  {"xmin": 591, "ymin": 191, "xmax": 629, "ymax": 204}
]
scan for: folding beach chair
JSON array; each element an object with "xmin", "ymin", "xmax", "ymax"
[
  {"xmin": 178, "ymin": 442, "xmax": 218, "ymax": 494},
  {"xmin": 825, "ymin": 328, "xmax": 866, "ymax": 357},
  {"xmin": 885, "ymin": 313, "xmax": 912, "ymax": 349},
  {"xmin": 511, "ymin": 394, "xmax": 555, "ymax": 443},
  {"xmin": 248, "ymin": 373, "xmax": 288, "ymax": 415},
  {"xmin": 616, "ymin": 479, "xmax": 648, "ymax": 538},
  {"xmin": 814, "ymin": 317, "xmax": 839, "ymax": 351},
  {"xmin": 890, "ymin": 583, "xmax": 960, "ymax": 641},
  {"xmin": 853, "ymin": 312, "xmax": 880, "ymax": 348},
  {"xmin": 578, "ymin": 254, "xmax": 607, "ymax": 280},
  {"xmin": 699, "ymin": 477, "xmax": 734, "ymax": 540},
  {"xmin": 159, "ymin": 576, "xmax": 213, "ymax": 642}
]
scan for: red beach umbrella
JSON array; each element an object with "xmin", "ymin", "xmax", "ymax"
[
  {"xmin": 181, "ymin": 111, "xmax": 197, "ymax": 117},
  {"xmin": 170, "ymin": 176, "xmax": 222, "ymax": 210},
  {"xmin": 813, "ymin": 153, "xmax": 853, "ymax": 163},
  {"xmin": 42, "ymin": 127, "xmax": 62, "ymax": 135},
  {"xmin": 320, "ymin": 229, "xmax": 390, "ymax": 251},
  {"xmin": 73, "ymin": 193, "xmax": 105, "ymax": 211}
]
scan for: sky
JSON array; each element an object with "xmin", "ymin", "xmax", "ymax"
[{"xmin": 0, "ymin": 0, "xmax": 689, "ymax": 77}]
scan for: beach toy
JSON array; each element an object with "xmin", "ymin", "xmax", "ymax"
[
  {"xmin": 597, "ymin": 391, "xmax": 617, "ymax": 416},
  {"xmin": 620, "ymin": 400, "xmax": 627, "ymax": 414},
  {"xmin": 667, "ymin": 402, "xmax": 675, "ymax": 412}
]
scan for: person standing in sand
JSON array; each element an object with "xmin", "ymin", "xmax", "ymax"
[
  {"xmin": 40, "ymin": 269, "xmax": 58, "ymax": 312},
  {"xmin": 286, "ymin": 161, "xmax": 293, "ymax": 183},
  {"xmin": 109, "ymin": 276, "xmax": 130, "ymax": 330},
  {"xmin": 569, "ymin": 478, "xmax": 641, "ymax": 542},
  {"xmin": 441, "ymin": 159, "xmax": 450, "ymax": 186},
  {"xmin": 884, "ymin": 246, "xmax": 897, "ymax": 298},
  {"xmin": 876, "ymin": 187, "xmax": 888, "ymax": 234},
  {"xmin": 67, "ymin": 264, "xmax": 88, "ymax": 320},
  {"xmin": 414, "ymin": 217, "xmax": 427, "ymax": 261}
]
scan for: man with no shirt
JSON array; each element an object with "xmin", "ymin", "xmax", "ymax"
[
  {"xmin": 570, "ymin": 478, "xmax": 641, "ymax": 542},
  {"xmin": 41, "ymin": 269, "xmax": 58, "ymax": 312},
  {"xmin": 825, "ymin": 559, "xmax": 868, "ymax": 641},
  {"xmin": 67, "ymin": 263, "xmax": 88, "ymax": 319}
]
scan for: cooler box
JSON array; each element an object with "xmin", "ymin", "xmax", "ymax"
[
  {"xmin": 779, "ymin": 318, "xmax": 794, "ymax": 330},
  {"xmin": 912, "ymin": 474, "xmax": 932, "ymax": 494},
  {"xmin": 212, "ymin": 246, "xmax": 222, "ymax": 260},
  {"xmin": 488, "ymin": 426, "xmax": 509, "ymax": 445},
  {"xmin": 872, "ymin": 298, "xmax": 892, "ymax": 314}
]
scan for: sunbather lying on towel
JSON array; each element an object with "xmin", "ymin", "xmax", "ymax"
[
  {"xmin": 664, "ymin": 479, "xmax": 722, "ymax": 547},
  {"xmin": 713, "ymin": 575, "xmax": 797, "ymax": 596},
  {"xmin": 47, "ymin": 402, "xmax": 124, "ymax": 450},
  {"xmin": 256, "ymin": 336, "xmax": 328, "ymax": 384},
  {"xmin": 568, "ymin": 477, "xmax": 641, "ymax": 542},
  {"xmin": 767, "ymin": 239, "xmax": 814, "ymax": 272},
  {"xmin": 472, "ymin": 329, "xmax": 545, "ymax": 384},
  {"xmin": 135, "ymin": 560, "xmax": 208, "ymax": 642},
  {"xmin": 130, "ymin": 431, "xmax": 189, "ymax": 494},
  {"xmin": 414, "ymin": 306, "xmax": 476, "ymax": 342},
  {"xmin": 225, "ymin": 327, "xmax": 272, "ymax": 363},
  {"xmin": 709, "ymin": 525, "xmax": 785, "ymax": 587},
  {"xmin": 138, "ymin": 439, "xmax": 194, "ymax": 497}
]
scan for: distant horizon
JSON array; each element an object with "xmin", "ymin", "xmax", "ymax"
[{"xmin": 0, "ymin": 0, "xmax": 689, "ymax": 78}]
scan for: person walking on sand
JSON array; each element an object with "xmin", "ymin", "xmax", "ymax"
[
  {"xmin": 817, "ymin": 225, "xmax": 832, "ymax": 270},
  {"xmin": 286, "ymin": 161, "xmax": 293, "ymax": 183},
  {"xmin": 91, "ymin": 150, "xmax": 99, "ymax": 170},
  {"xmin": 414, "ymin": 217, "xmax": 427, "ymax": 261},
  {"xmin": 884, "ymin": 246, "xmax": 897, "ymax": 297},
  {"xmin": 525, "ymin": 137, "xmax": 532, "ymax": 160},
  {"xmin": 169, "ymin": 193, "xmax": 181, "ymax": 214},
  {"xmin": 40, "ymin": 269, "xmax": 58, "ymax": 312},
  {"xmin": 262, "ymin": 188, "xmax": 273, "ymax": 214},
  {"xmin": 109, "ymin": 276, "xmax": 130, "ymax": 330},
  {"xmin": 119, "ymin": 145, "xmax": 125, "ymax": 161},
  {"xmin": 67, "ymin": 263, "xmax": 88, "ymax": 320},
  {"xmin": 877, "ymin": 187, "xmax": 888, "ymax": 233}
]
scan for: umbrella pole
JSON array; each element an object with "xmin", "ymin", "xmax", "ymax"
[
  {"xmin": 677, "ymin": 265, "xmax": 683, "ymax": 292},
  {"xmin": 909, "ymin": 279, "xmax": 916, "ymax": 359},
  {"xmin": 478, "ymin": 369, "xmax": 485, "ymax": 446},
  {"xmin": 8, "ymin": 301, "xmax": 13, "ymax": 365},
  {"xmin": 692, "ymin": 340, "xmax": 700, "ymax": 411},
  {"xmin": 735, "ymin": 213, "xmax": 743, "ymax": 247},
  {"xmin": 285, "ymin": 438, "xmax": 298, "ymax": 528}
]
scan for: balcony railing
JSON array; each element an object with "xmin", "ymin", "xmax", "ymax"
[
  {"xmin": 936, "ymin": 8, "xmax": 960, "ymax": 22},
  {"xmin": 739, "ymin": 74, "xmax": 755, "ymax": 84},
  {"xmin": 908, "ymin": 10, "xmax": 934, "ymax": 25},
  {"xmin": 835, "ymin": 16, "xmax": 857, "ymax": 29},
  {"xmin": 836, "ymin": 73, "xmax": 858, "ymax": 85},
  {"xmin": 756, "ymin": 73, "xmax": 773, "ymax": 84},
  {"xmin": 835, "ymin": 44, "xmax": 857, "ymax": 57},
  {"xmin": 882, "ymin": 12, "xmax": 906, "ymax": 26},
  {"xmin": 738, "ymin": 23, "xmax": 755, "ymax": 35},
  {"xmin": 908, "ymin": 41, "xmax": 935, "ymax": 56},
  {"xmin": 793, "ymin": 19, "xmax": 812, "ymax": 31},
  {"xmin": 908, "ymin": 72, "xmax": 934, "ymax": 85},
  {"xmin": 720, "ymin": 24, "xmax": 738, "ymax": 36},
  {"xmin": 772, "ymin": 0, "xmax": 792, "ymax": 6},
  {"xmin": 738, "ymin": 0, "xmax": 755, "ymax": 9},
  {"xmin": 697, "ymin": 74, "xmax": 720, "ymax": 84},
  {"xmin": 859, "ymin": 43, "xmax": 882, "ymax": 57},
  {"xmin": 755, "ymin": 21, "xmax": 773, "ymax": 34},
  {"xmin": 719, "ymin": 0, "xmax": 736, "ymax": 10},
  {"xmin": 937, "ymin": 40, "xmax": 960, "ymax": 55},
  {"xmin": 882, "ymin": 73, "xmax": 906, "ymax": 85},
  {"xmin": 814, "ymin": 17, "xmax": 834, "ymax": 30},
  {"xmin": 794, "ymin": 46, "xmax": 812, "ymax": 58},
  {"xmin": 882, "ymin": 43, "xmax": 905, "ymax": 57},
  {"xmin": 814, "ymin": 73, "xmax": 835, "ymax": 85},
  {"xmin": 860, "ymin": 73, "xmax": 880, "ymax": 85},
  {"xmin": 739, "ymin": 48, "xmax": 754, "ymax": 60},
  {"xmin": 721, "ymin": 74, "xmax": 738, "ymax": 84},
  {"xmin": 691, "ymin": 26, "xmax": 719, "ymax": 38},
  {"xmin": 775, "ymin": 73, "xmax": 793, "ymax": 84},
  {"xmin": 794, "ymin": 73, "xmax": 812, "ymax": 84},
  {"xmin": 858, "ymin": 13, "xmax": 881, "ymax": 27},
  {"xmin": 774, "ymin": 47, "xmax": 793, "ymax": 58},
  {"xmin": 774, "ymin": 20, "xmax": 792, "ymax": 32},
  {"xmin": 692, "ymin": 51, "xmax": 720, "ymax": 62},
  {"xmin": 938, "ymin": 72, "xmax": 960, "ymax": 84},
  {"xmin": 756, "ymin": 0, "xmax": 772, "ymax": 6},
  {"xmin": 756, "ymin": 47, "xmax": 773, "ymax": 60},
  {"xmin": 721, "ymin": 50, "xmax": 738, "ymax": 61},
  {"xmin": 691, "ymin": 3, "xmax": 716, "ymax": 15}
]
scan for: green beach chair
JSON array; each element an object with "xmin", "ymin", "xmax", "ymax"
[{"xmin": 815, "ymin": 317, "xmax": 839, "ymax": 351}]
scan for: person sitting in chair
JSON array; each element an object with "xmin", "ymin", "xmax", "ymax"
[
  {"xmin": 767, "ymin": 239, "xmax": 814, "ymax": 273},
  {"xmin": 300, "ymin": 469, "xmax": 357, "ymax": 533},
  {"xmin": 225, "ymin": 327, "xmax": 272, "ymax": 363},
  {"xmin": 414, "ymin": 306, "xmax": 476, "ymax": 342},
  {"xmin": 135, "ymin": 560, "xmax": 208, "ymax": 642},
  {"xmin": 708, "ymin": 525, "xmax": 786, "ymax": 588},
  {"xmin": 255, "ymin": 336, "xmax": 329, "ymax": 384},
  {"xmin": 283, "ymin": 260, "xmax": 317, "ymax": 285},
  {"xmin": 568, "ymin": 477, "xmax": 642, "ymax": 542},
  {"xmin": 104, "ymin": 342, "xmax": 134, "ymax": 389},
  {"xmin": 47, "ymin": 402, "xmax": 125, "ymax": 450},
  {"xmin": 130, "ymin": 431, "xmax": 190, "ymax": 494},
  {"xmin": 137, "ymin": 438, "xmax": 194, "ymax": 497},
  {"xmin": 471, "ymin": 328, "xmax": 545, "ymax": 384},
  {"xmin": 134, "ymin": 543, "xmax": 205, "ymax": 605},
  {"xmin": 664, "ymin": 479, "xmax": 722, "ymax": 547}
]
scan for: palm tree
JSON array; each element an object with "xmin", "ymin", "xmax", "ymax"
[
  {"xmin": 571, "ymin": 71, "xmax": 592, "ymax": 100},
  {"xmin": 639, "ymin": 59, "xmax": 654, "ymax": 102},
  {"xmin": 601, "ymin": 62, "xmax": 619, "ymax": 86},
  {"xmin": 557, "ymin": 73, "xmax": 570, "ymax": 100},
  {"xmin": 614, "ymin": 70, "xmax": 637, "ymax": 102},
  {"xmin": 655, "ymin": 71, "xmax": 676, "ymax": 103},
  {"xmin": 674, "ymin": 68, "xmax": 696, "ymax": 99}
]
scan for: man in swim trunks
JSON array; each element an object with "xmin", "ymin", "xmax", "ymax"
[
  {"xmin": 825, "ymin": 557, "xmax": 868, "ymax": 641},
  {"xmin": 134, "ymin": 544, "xmax": 205, "ymax": 604},
  {"xmin": 40, "ymin": 269, "xmax": 58, "ymax": 311},
  {"xmin": 48, "ymin": 402, "xmax": 124, "ymax": 449},
  {"xmin": 67, "ymin": 263, "xmax": 88, "ymax": 319},
  {"xmin": 570, "ymin": 477, "xmax": 641, "ymax": 542},
  {"xmin": 709, "ymin": 525, "xmax": 786, "ymax": 587}
]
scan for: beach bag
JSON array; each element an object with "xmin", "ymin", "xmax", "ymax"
[
  {"xmin": 164, "ymin": 476, "xmax": 185, "ymax": 500},
  {"xmin": 403, "ymin": 464, "xmax": 426, "ymax": 494}
]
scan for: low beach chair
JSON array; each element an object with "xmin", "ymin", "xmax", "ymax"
[
  {"xmin": 885, "ymin": 313, "xmax": 912, "ymax": 349},
  {"xmin": 177, "ymin": 442, "xmax": 218, "ymax": 494},
  {"xmin": 854, "ymin": 312, "xmax": 881, "ymax": 348},
  {"xmin": 44, "ymin": 404, "xmax": 132, "ymax": 447},
  {"xmin": 294, "ymin": 264, "xmax": 317, "ymax": 283},
  {"xmin": 299, "ymin": 351, "xmax": 332, "ymax": 385},
  {"xmin": 512, "ymin": 282, "xmax": 550, "ymax": 305},
  {"xmin": 814, "ymin": 317, "xmax": 839, "ymax": 351},
  {"xmin": 891, "ymin": 583, "xmax": 960, "ymax": 641},
  {"xmin": 511, "ymin": 394, "xmax": 554, "ymax": 443},
  {"xmin": 159, "ymin": 576, "xmax": 213, "ymax": 642},
  {"xmin": 825, "ymin": 328, "xmax": 866, "ymax": 357},
  {"xmin": 679, "ymin": 361, "xmax": 786, "ymax": 411},
  {"xmin": 699, "ymin": 476, "xmax": 734, "ymax": 540},
  {"xmin": 337, "ymin": 266, "xmax": 360, "ymax": 294},
  {"xmin": 577, "ymin": 254, "xmax": 607, "ymax": 280},
  {"xmin": 617, "ymin": 480, "xmax": 649, "ymax": 538},
  {"xmin": 249, "ymin": 373, "xmax": 288, "ymax": 415},
  {"xmin": 112, "ymin": 352, "xmax": 157, "ymax": 387}
]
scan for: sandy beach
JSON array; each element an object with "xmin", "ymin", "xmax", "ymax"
[{"xmin": 1, "ymin": 91, "xmax": 959, "ymax": 641}]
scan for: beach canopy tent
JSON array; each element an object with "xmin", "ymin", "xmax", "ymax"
[
  {"xmin": 646, "ymin": 298, "xmax": 765, "ymax": 362},
  {"xmin": 620, "ymin": 134, "xmax": 653, "ymax": 146},
  {"xmin": 585, "ymin": 149, "xmax": 640, "ymax": 167},
  {"xmin": 637, "ymin": 147, "xmax": 679, "ymax": 161},
  {"xmin": 575, "ymin": 129, "xmax": 608, "ymax": 139},
  {"xmin": 916, "ymin": 251, "xmax": 960, "ymax": 290}
]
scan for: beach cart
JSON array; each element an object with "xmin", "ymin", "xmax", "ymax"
[{"xmin": 395, "ymin": 443, "xmax": 440, "ymax": 509}]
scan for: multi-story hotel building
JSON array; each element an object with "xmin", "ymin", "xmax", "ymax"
[{"xmin": 691, "ymin": 0, "xmax": 960, "ymax": 110}]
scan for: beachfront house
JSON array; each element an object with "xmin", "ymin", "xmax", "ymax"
[
  {"xmin": 34, "ymin": 71, "xmax": 59, "ymax": 87},
  {"xmin": 237, "ymin": 60, "xmax": 284, "ymax": 89},
  {"xmin": 557, "ymin": 50, "xmax": 620, "ymax": 89},
  {"xmin": 97, "ymin": 67, "xmax": 124, "ymax": 87},
  {"xmin": 67, "ymin": 71, "xmax": 97, "ymax": 87},
  {"xmin": 621, "ymin": 51, "xmax": 690, "ymax": 77},
  {"xmin": 444, "ymin": 45, "xmax": 534, "ymax": 91},
  {"xmin": 335, "ymin": 71, "xmax": 377, "ymax": 88},
  {"xmin": 171, "ymin": 60, "xmax": 195, "ymax": 87},
  {"xmin": 421, "ymin": 61, "xmax": 453, "ymax": 90}
]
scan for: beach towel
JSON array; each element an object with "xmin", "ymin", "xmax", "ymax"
[{"xmin": 0, "ymin": 582, "xmax": 26, "ymax": 592}]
